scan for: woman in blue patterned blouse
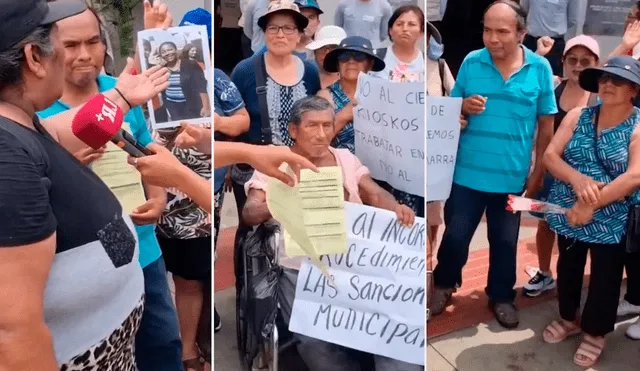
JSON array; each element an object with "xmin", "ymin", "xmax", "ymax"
[
  {"xmin": 317, "ymin": 35, "xmax": 386, "ymax": 154},
  {"xmin": 541, "ymin": 56, "xmax": 640, "ymax": 368}
]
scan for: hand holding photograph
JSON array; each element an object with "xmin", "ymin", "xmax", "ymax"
[{"xmin": 137, "ymin": 25, "xmax": 212, "ymax": 129}]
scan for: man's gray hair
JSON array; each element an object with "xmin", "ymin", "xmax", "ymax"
[
  {"xmin": 290, "ymin": 96, "xmax": 335, "ymax": 126},
  {"xmin": 0, "ymin": 25, "xmax": 55, "ymax": 92}
]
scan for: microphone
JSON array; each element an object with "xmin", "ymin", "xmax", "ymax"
[{"xmin": 71, "ymin": 94, "xmax": 154, "ymax": 158}]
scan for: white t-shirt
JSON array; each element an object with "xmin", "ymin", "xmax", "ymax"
[{"xmin": 371, "ymin": 47, "xmax": 425, "ymax": 82}]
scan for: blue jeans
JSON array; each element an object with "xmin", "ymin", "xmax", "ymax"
[
  {"xmin": 433, "ymin": 183, "xmax": 521, "ymax": 303},
  {"xmin": 135, "ymin": 257, "xmax": 182, "ymax": 371}
]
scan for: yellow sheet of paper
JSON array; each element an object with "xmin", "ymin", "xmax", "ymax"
[
  {"xmin": 295, "ymin": 166, "xmax": 347, "ymax": 256},
  {"xmin": 266, "ymin": 164, "xmax": 314, "ymax": 256},
  {"xmin": 91, "ymin": 123, "xmax": 147, "ymax": 213},
  {"xmin": 266, "ymin": 165, "xmax": 347, "ymax": 258}
]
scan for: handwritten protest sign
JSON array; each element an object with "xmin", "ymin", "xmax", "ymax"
[
  {"xmin": 289, "ymin": 202, "xmax": 426, "ymax": 366},
  {"xmin": 354, "ymin": 73, "xmax": 425, "ymax": 197},
  {"xmin": 427, "ymin": 96, "xmax": 462, "ymax": 202}
]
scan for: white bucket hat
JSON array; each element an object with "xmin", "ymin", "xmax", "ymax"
[{"xmin": 306, "ymin": 25, "xmax": 347, "ymax": 51}]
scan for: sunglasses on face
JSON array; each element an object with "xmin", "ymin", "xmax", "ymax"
[
  {"xmin": 266, "ymin": 25, "xmax": 297, "ymax": 35},
  {"xmin": 598, "ymin": 72, "xmax": 628, "ymax": 87},
  {"xmin": 338, "ymin": 51, "xmax": 368, "ymax": 62},
  {"xmin": 564, "ymin": 56, "xmax": 594, "ymax": 68}
]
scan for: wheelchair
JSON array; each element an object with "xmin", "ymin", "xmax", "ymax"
[
  {"xmin": 234, "ymin": 222, "xmax": 377, "ymax": 370},
  {"xmin": 234, "ymin": 222, "xmax": 309, "ymax": 371}
]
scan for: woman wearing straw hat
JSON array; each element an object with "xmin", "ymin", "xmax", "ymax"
[
  {"xmin": 306, "ymin": 25, "xmax": 347, "ymax": 88},
  {"xmin": 317, "ymin": 35, "xmax": 385, "ymax": 154},
  {"xmin": 542, "ymin": 56, "xmax": 640, "ymax": 367}
]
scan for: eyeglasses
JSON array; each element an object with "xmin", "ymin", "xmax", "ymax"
[
  {"xmin": 266, "ymin": 25, "xmax": 297, "ymax": 35},
  {"xmin": 598, "ymin": 72, "xmax": 628, "ymax": 87},
  {"xmin": 564, "ymin": 56, "xmax": 595, "ymax": 68},
  {"xmin": 338, "ymin": 51, "xmax": 368, "ymax": 62}
]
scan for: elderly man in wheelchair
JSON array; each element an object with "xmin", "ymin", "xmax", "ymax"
[{"xmin": 239, "ymin": 96, "xmax": 423, "ymax": 371}]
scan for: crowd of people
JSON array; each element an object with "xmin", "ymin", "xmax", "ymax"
[
  {"xmin": 427, "ymin": 0, "xmax": 640, "ymax": 368},
  {"xmin": 214, "ymin": 0, "xmax": 426, "ymax": 369}
]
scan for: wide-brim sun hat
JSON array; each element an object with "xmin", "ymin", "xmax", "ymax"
[
  {"xmin": 257, "ymin": 0, "xmax": 309, "ymax": 31},
  {"xmin": 306, "ymin": 25, "xmax": 347, "ymax": 51},
  {"xmin": 323, "ymin": 36, "xmax": 386, "ymax": 73},
  {"xmin": 426, "ymin": 21, "xmax": 442, "ymax": 44},
  {"xmin": 0, "ymin": 0, "xmax": 87, "ymax": 52},
  {"xmin": 579, "ymin": 56, "xmax": 640, "ymax": 93}
]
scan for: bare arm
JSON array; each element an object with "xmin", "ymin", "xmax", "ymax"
[
  {"xmin": 214, "ymin": 108, "xmax": 250, "ymax": 136},
  {"xmin": 142, "ymin": 182, "xmax": 167, "ymax": 207},
  {"xmin": 608, "ymin": 21, "xmax": 640, "ymax": 59},
  {"xmin": 358, "ymin": 175, "xmax": 401, "ymax": 211},
  {"xmin": 243, "ymin": 189, "xmax": 272, "ymax": 226},
  {"xmin": 174, "ymin": 168, "xmax": 212, "ymax": 214},
  {"xmin": 594, "ymin": 127, "xmax": 640, "ymax": 208},
  {"xmin": 532, "ymin": 114, "xmax": 555, "ymax": 175},
  {"xmin": 609, "ymin": 43, "xmax": 633, "ymax": 59},
  {"xmin": 200, "ymin": 93, "xmax": 211, "ymax": 114},
  {"xmin": 543, "ymin": 107, "xmax": 583, "ymax": 183},
  {"xmin": 0, "ymin": 234, "xmax": 58, "ymax": 371}
]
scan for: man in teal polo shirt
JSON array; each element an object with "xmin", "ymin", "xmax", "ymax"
[
  {"xmin": 37, "ymin": 8, "xmax": 182, "ymax": 371},
  {"xmin": 431, "ymin": 0, "xmax": 558, "ymax": 328}
]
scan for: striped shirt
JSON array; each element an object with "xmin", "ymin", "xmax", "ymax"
[
  {"xmin": 165, "ymin": 71, "xmax": 186, "ymax": 103},
  {"xmin": 451, "ymin": 46, "xmax": 558, "ymax": 193}
]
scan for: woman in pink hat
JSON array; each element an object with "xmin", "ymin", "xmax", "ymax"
[{"xmin": 523, "ymin": 35, "xmax": 600, "ymax": 299}]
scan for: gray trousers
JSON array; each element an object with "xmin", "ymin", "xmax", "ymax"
[{"xmin": 279, "ymin": 268, "xmax": 425, "ymax": 371}]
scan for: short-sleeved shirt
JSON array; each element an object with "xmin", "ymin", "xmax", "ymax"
[
  {"xmin": 335, "ymin": 0, "xmax": 392, "ymax": 48},
  {"xmin": 37, "ymin": 74, "xmax": 161, "ymax": 268},
  {"xmin": 371, "ymin": 48, "xmax": 425, "ymax": 83},
  {"xmin": 214, "ymin": 68, "xmax": 245, "ymax": 192},
  {"xmin": 451, "ymin": 46, "xmax": 558, "ymax": 193},
  {"xmin": 0, "ymin": 116, "xmax": 143, "ymax": 367},
  {"xmin": 245, "ymin": 147, "xmax": 369, "ymax": 270},
  {"xmin": 231, "ymin": 54, "xmax": 321, "ymax": 145}
]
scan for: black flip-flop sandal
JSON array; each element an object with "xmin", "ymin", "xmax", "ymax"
[{"xmin": 491, "ymin": 302, "xmax": 519, "ymax": 329}]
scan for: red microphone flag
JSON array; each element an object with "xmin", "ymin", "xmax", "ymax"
[{"xmin": 71, "ymin": 94, "xmax": 124, "ymax": 150}]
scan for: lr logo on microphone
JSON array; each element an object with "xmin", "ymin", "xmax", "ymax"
[{"xmin": 95, "ymin": 97, "xmax": 118, "ymax": 123}]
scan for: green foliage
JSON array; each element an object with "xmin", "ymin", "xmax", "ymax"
[{"xmin": 97, "ymin": 0, "xmax": 143, "ymax": 57}]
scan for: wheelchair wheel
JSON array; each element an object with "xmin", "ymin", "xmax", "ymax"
[
  {"xmin": 235, "ymin": 284, "xmax": 248, "ymax": 366},
  {"xmin": 234, "ymin": 231, "xmax": 251, "ymax": 369},
  {"xmin": 236, "ymin": 239, "xmax": 258, "ymax": 370}
]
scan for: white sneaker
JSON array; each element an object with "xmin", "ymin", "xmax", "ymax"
[
  {"xmin": 617, "ymin": 300, "xmax": 640, "ymax": 316},
  {"xmin": 627, "ymin": 317, "xmax": 640, "ymax": 340}
]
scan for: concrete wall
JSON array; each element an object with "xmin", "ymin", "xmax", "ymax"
[
  {"xmin": 165, "ymin": 0, "xmax": 212, "ymax": 24},
  {"xmin": 572, "ymin": 1, "xmax": 627, "ymax": 59}
]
